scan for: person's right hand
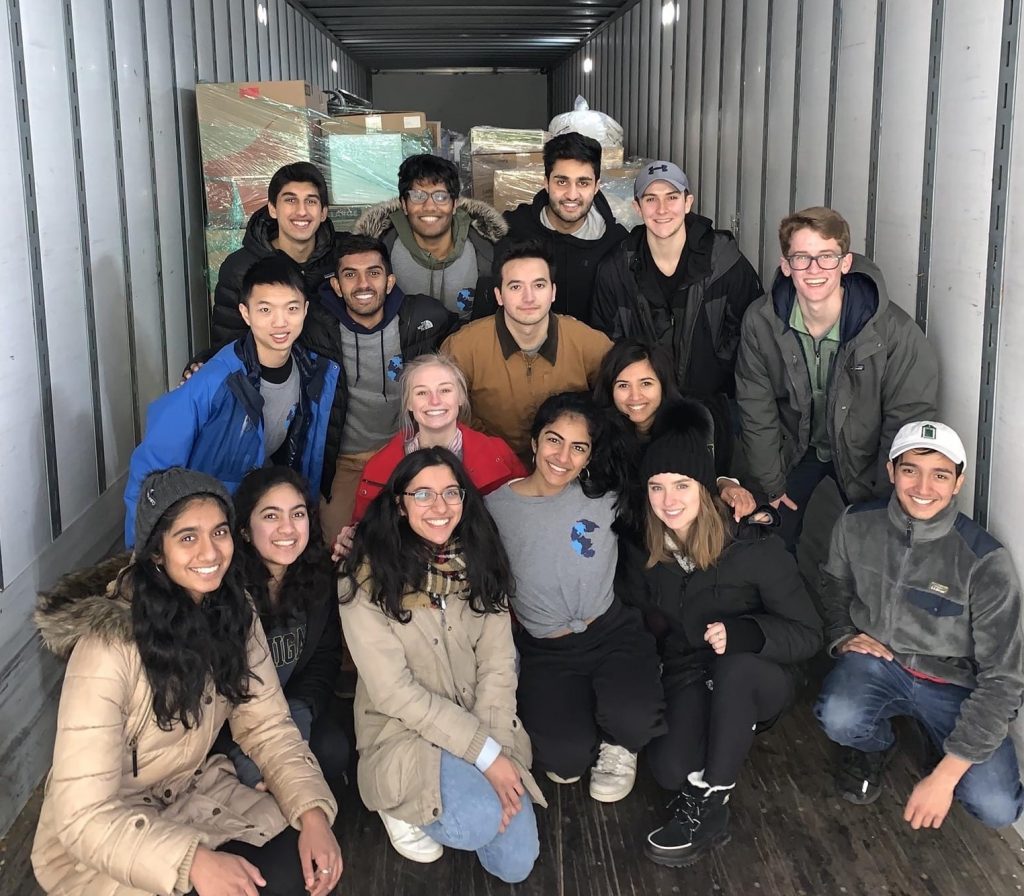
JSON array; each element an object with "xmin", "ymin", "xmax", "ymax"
[
  {"xmin": 769, "ymin": 493, "xmax": 799, "ymax": 512},
  {"xmin": 331, "ymin": 525, "xmax": 356, "ymax": 563},
  {"xmin": 189, "ymin": 846, "xmax": 265, "ymax": 896},
  {"xmin": 483, "ymin": 754, "xmax": 524, "ymax": 832},
  {"xmin": 180, "ymin": 360, "xmax": 204, "ymax": 385},
  {"xmin": 838, "ymin": 632, "xmax": 894, "ymax": 661}
]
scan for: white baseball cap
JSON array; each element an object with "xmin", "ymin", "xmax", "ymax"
[{"xmin": 889, "ymin": 421, "xmax": 967, "ymax": 471}]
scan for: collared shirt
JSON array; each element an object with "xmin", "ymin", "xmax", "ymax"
[
  {"xmin": 494, "ymin": 308, "xmax": 560, "ymax": 364},
  {"xmin": 789, "ymin": 300, "xmax": 841, "ymax": 462}
]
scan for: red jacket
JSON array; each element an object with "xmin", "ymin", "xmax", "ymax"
[{"xmin": 351, "ymin": 424, "xmax": 527, "ymax": 523}]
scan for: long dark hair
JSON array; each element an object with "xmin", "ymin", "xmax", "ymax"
[
  {"xmin": 592, "ymin": 339, "xmax": 682, "ymax": 426},
  {"xmin": 529, "ymin": 391, "xmax": 633, "ymax": 506},
  {"xmin": 130, "ymin": 494, "xmax": 255, "ymax": 731},
  {"xmin": 232, "ymin": 466, "xmax": 332, "ymax": 622},
  {"xmin": 341, "ymin": 448, "xmax": 515, "ymax": 622}
]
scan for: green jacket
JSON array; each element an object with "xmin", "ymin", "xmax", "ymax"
[{"xmin": 735, "ymin": 255, "xmax": 938, "ymax": 502}]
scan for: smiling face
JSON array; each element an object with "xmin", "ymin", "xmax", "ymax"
[
  {"xmin": 545, "ymin": 159, "xmax": 599, "ymax": 232},
  {"xmin": 780, "ymin": 227, "xmax": 853, "ymax": 310},
  {"xmin": 635, "ymin": 181, "xmax": 695, "ymax": 240},
  {"xmin": 400, "ymin": 178, "xmax": 455, "ymax": 241},
  {"xmin": 531, "ymin": 412, "xmax": 593, "ymax": 495},
  {"xmin": 331, "ymin": 250, "xmax": 396, "ymax": 328},
  {"xmin": 246, "ymin": 483, "xmax": 310, "ymax": 580},
  {"xmin": 267, "ymin": 180, "xmax": 327, "ymax": 247},
  {"xmin": 612, "ymin": 359, "xmax": 664, "ymax": 433},
  {"xmin": 647, "ymin": 473, "xmax": 701, "ymax": 536},
  {"xmin": 155, "ymin": 497, "xmax": 234, "ymax": 604},
  {"xmin": 888, "ymin": 450, "xmax": 964, "ymax": 521},
  {"xmin": 407, "ymin": 362, "xmax": 463, "ymax": 435},
  {"xmin": 400, "ymin": 464, "xmax": 464, "ymax": 546},
  {"xmin": 238, "ymin": 282, "xmax": 307, "ymax": 365}
]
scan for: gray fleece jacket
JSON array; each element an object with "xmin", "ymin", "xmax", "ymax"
[{"xmin": 821, "ymin": 492, "xmax": 1024, "ymax": 764}]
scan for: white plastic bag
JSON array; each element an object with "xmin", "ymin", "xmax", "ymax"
[{"xmin": 548, "ymin": 95, "xmax": 624, "ymax": 148}]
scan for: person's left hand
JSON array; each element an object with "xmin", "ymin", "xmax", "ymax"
[
  {"xmin": 704, "ymin": 621, "xmax": 727, "ymax": 655},
  {"xmin": 903, "ymin": 772, "xmax": 956, "ymax": 830},
  {"xmin": 297, "ymin": 808, "xmax": 343, "ymax": 895},
  {"xmin": 719, "ymin": 482, "xmax": 757, "ymax": 521}
]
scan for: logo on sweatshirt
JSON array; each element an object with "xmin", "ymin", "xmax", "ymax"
[
  {"xmin": 456, "ymin": 288, "xmax": 475, "ymax": 314},
  {"xmin": 571, "ymin": 519, "xmax": 600, "ymax": 558},
  {"xmin": 387, "ymin": 355, "xmax": 404, "ymax": 381}
]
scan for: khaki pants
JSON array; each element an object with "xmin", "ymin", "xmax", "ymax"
[{"xmin": 320, "ymin": 448, "xmax": 376, "ymax": 543}]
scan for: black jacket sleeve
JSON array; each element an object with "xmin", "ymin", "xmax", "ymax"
[
  {"xmin": 590, "ymin": 252, "xmax": 627, "ymax": 338},
  {"xmin": 285, "ymin": 595, "xmax": 343, "ymax": 721},
  {"xmin": 210, "ymin": 252, "xmax": 253, "ymax": 349}
]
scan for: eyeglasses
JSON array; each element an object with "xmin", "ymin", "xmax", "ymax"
[
  {"xmin": 405, "ymin": 189, "xmax": 453, "ymax": 205},
  {"xmin": 785, "ymin": 252, "xmax": 846, "ymax": 271},
  {"xmin": 402, "ymin": 487, "xmax": 465, "ymax": 506}
]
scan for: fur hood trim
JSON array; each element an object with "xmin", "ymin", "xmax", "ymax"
[
  {"xmin": 35, "ymin": 552, "xmax": 134, "ymax": 658},
  {"xmin": 355, "ymin": 197, "xmax": 508, "ymax": 243}
]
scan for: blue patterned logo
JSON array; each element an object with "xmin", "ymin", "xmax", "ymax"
[
  {"xmin": 570, "ymin": 519, "xmax": 600, "ymax": 558},
  {"xmin": 456, "ymin": 288, "xmax": 475, "ymax": 314},
  {"xmin": 387, "ymin": 354, "xmax": 404, "ymax": 381}
]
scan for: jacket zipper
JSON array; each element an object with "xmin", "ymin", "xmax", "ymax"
[
  {"xmin": 437, "ymin": 596, "xmax": 463, "ymax": 707},
  {"xmin": 888, "ymin": 518, "xmax": 914, "ymax": 645},
  {"xmin": 130, "ymin": 736, "xmax": 139, "ymax": 778}
]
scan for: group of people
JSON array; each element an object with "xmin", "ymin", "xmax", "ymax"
[{"xmin": 31, "ymin": 131, "xmax": 1024, "ymax": 894}]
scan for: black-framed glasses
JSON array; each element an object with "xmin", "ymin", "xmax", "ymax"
[
  {"xmin": 401, "ymin": 486, "xmax": 465, "ymax": 506},
  {"xmin": 405, "ymin": 189, "xmax": 453, "ymax": 205},
  {"xmin": 785, "ymin": 252, "xmax": 846, "ymax": 271}
]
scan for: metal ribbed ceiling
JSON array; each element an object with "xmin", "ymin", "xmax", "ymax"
[{"xmin": 293, "ymin": 0, "xmax": 634, "ymax": 70}]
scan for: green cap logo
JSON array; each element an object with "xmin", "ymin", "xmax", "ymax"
[{"xmin": 921, "ymin": 423, "xmax": 937, "ymax": 440}]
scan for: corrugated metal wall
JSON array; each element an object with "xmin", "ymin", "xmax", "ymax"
[
  {"xmin": 0, "ymin": 0, "xmax": 369, "ymax": 834},
  {"xmin": 552, "ymin": 0, "xmax": 1022, "ymax": 556}
]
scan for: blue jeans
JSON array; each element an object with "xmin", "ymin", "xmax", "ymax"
[
  {"xmin": 815, "ymin": 652, "xmax": 1024, "ymax": 828},
  {"xmin": 421, "ymin": 751, "xmax": 539, "ymax": 883}
]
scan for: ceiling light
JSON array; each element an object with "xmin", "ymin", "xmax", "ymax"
[
  {"xmin": 257, "ymin": 3, "xmax": 268, "ymax": 26},
  {"xmin": 331, "ymin": 59, "xmax": 339, "ymax": 73},
  {"xmin": 582, "ymin": 57, "xmax": 593, "ymax": 73},
  {"xmin": 662, "ymin": 2, "xmax": 677, "ymax": 26}
]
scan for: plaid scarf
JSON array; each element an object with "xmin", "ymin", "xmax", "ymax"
[
  {"xmin": 422, "ymin": 537, "xmax": 470, "ymax": 609},
  {"xmin": 665, "ymin": 532, "xmax": 696, "ymax": 574}
]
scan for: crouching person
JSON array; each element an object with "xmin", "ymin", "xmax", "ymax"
[
  {"xmin": 339, "ymin": 448, "xmax": 544, "ymax": 881},
  {"xmin": 815, "ymin": 421, "xmax": 1024, "ymax": 829},
  {"xmin": 617, "ymin": 410, "xmax": 821, "ymax": 866},
  {"xmin": 32, "ymin": 468, "xmax": 342, "ymax": 895}
]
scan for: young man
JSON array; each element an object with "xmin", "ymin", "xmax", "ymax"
[
  {"xmin": 735, "ymin": 206, "xmax": 939, "ymax": 551},
  {"xmin": 210, "ymin": 162, "xmax": 341, "ymax": 347},
  {"xmin": 491, "ymin": 132, "xmax": 627, "ymax": 322},
  {"xmin": 591, "ymin": 161, "xmax": 761, "ymax": 471},
  {"xmin": 124, "ymin": 256, "xmax": 340, "ymax": 548},
  {"xmin": 441, "ymin": 240, "xmax": 611, "ymax": 460},
  {"xmin": 301, "ymin": 234, "xmax": 455, "ymax": 540},
  {"xmin": 354, "ymin": 154, "xmax": 505, "ymax": 319},
  {"xmin": 815, "ymin": 421, "xmax": 1024, "ymax": 830}
]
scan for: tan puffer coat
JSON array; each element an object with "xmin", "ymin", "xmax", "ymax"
[
  {"xmin": 339, "ymin": 571, "xmax": 546, "ymax": 827},
  {"xmin": 31, "ymin": 557, "xmax": 337, "ymax": 896}
]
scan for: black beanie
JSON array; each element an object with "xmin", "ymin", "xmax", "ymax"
[
  {"xmin": 134, "ymin": 468, "xmax": 234, "ymax": 552},
  {"xmin": 640, "ymin": 399, "xmax": 718, "ymax": 495}
]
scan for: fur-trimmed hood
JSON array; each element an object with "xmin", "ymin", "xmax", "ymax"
[
  {"xmin": 35, "ymin": 552, "xmax": 133, "ymax": 658},
  {"xmin": 355, "ymin": 197, "xmax": 508, "ymax": 243}
]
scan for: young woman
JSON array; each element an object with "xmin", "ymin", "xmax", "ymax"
[
  {"xmin": 616, "ymin": 413, "xmax": 821, "ymax": 867},
  {"xmin": 339, "ymin": 448, "xmax": 543, "ymax": 881},
  {"xmin": 592, "ymin": 338, "xmax": 756, "ymax": 522},
  {"xmin": 485, "ymin": 392, "xmax": 666, "ymax": 803},
  {"xmin": 351, "ymin": 353, "xmax": 525, "ymax": 523},
  {"xmin": 213, "ymin": 465, "xmax": 348, "ymax": 788},
  {"xmin": 33, "ymin": 468, "xmax": 342, "ymax": 896}
]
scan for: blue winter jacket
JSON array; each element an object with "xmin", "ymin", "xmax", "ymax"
[{"xmin": 124, "ymin": 336, "xmax": 340, "ymax": 548}]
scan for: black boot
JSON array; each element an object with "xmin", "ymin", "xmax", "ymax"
[
  {"xmin": 836, "ymin": 739, "xmax": 897, "ymax": 805},
  {"xmin": 645, "ymin": 772, "xmax": 734, "ymax": 867}
]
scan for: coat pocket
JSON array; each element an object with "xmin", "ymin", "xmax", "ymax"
[{"xmin": 905, "ymin": 588, "xmax": 964, "ymax": 618}]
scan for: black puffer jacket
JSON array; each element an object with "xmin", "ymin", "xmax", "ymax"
[
  {"xmin": 210, "ymin": 206, "xmax": 343, "ymax": 348},
  {"xmin": 616, "ymin": 515, "xmax": 822, "ymax": 687},
  {"xmin": 591, "ymin": 215, "xmax": 762, "ymax": 399},
  {"xmin": 482, "ymin": 189, "xmax": 627, "ymax": 322},
  {"xmin": 299, "ymin": 283, "xmax": 455, "ymax": 498}
]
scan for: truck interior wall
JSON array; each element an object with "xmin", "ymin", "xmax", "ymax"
[
  {"xmin": 0, "ymin": 0, "xmax": 369, "ymax": 836},
  {"xmin": 371, "ymin": 72, "xmax": 549, "ymax": 136},
  {"xmin": 555, "ymin": 0, "xmax": 1024, "ymax": 837}
]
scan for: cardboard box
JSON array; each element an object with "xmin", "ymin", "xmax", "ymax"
[
  {"xmin": 471, "ymin": 151, "xmax": 545, "ymax": 205},
  {"xmin": 468, "ymin": 126, "xmax": 548, "ymax": 154},
  {"xmin": 328, "ymin": 204, "xmax": 369, "ymax": 234},
  {"xmin": 603, "ymin": 145, "xmax": 624, "ymax": 168},
  {"xmin": 493, "ymin": 165, "xmax": 546, "ymax": 212},
  {"xmin": 327, "ymin": 132, "xmax": 433, "ymax": 205},
  {"xmin": 204, "ymin": 227, "xmax": 246, "ymax": 296},
  {"xmin": 426, "ymin": 121, "xmax": 442, "ymax": 151},
  {"xmin": 196, "ymin": 81, "xmax": 326, "ymax": 226},
  {"xmin": 324, "ymin": 111, "xmax": 427, "ymax": 135}
]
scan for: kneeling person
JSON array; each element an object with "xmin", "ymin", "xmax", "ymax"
[{"xmin": 815, "ymin": 421, "xmax": 1024, "ymax": 829}]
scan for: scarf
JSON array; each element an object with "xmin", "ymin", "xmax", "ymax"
[
  {"xmin": 405, "ymin": 427, "xmax": 465, "ymax": 459},
  {"xmin": 422, "ymin": 537, "xmax": 471, "ymax": 609},
  {"xmin": 664, "ymin": 532, "xmax": 696, "ymax": 574}
]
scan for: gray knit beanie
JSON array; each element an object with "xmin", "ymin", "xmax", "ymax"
[{"xmin": 134, "ymin": 468, "xmax": 234, "ymax": 552}]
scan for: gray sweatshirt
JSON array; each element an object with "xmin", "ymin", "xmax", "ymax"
[
  {"xmin": 338, "ymin": 320, "xmax": 403, "ymax": 455},
  {"xmin": 485, "ymin": 481, "xmax": 616, "ymax": 638}
]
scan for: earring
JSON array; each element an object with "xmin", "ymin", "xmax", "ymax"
[{"xmin": 578, "ymin": 466, "xmax": 591, "ymax": 483}]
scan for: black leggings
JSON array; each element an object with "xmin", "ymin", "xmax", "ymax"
[
  {"xmin": 647, "ymin": 652, "xmax": 794, "ymax": 790},
  {"xmin": 187, "ymin": 825, "xmax": 308, "ymax": 896}
]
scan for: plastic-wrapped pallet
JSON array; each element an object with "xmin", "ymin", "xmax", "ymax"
[
  {"xmin": 548, "ymin": 96, "xmax": 624, "ymax": 149},
  {"xmin": 467, "ymin": 126, "xmax": 549, "ymax": 204}
]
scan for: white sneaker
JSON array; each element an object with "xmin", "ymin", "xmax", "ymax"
[
  {"xmin": 589, "ymin": 742, "xmax": 637, "ymax": 803},
  {"xmin": 546, "ymin": 770, "xmax": 582, "ymax": 785},
  {"xmin": 378, "ymin": 811, "xmax": 443, "ymax": 863}
]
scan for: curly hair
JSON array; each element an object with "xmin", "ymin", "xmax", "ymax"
[
  {"xmin": 130, "ymin": 494, "xmax": 255, "ymax": 731},
  {"xmin": 340, "ymin": 448, "xmax": 515, "ymax": 623},
  {"xmin": 232, "ymin": 466, "xmax": 333, "ymax": 623}
]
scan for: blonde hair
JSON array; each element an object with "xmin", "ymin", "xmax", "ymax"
[
  {"xmin": 644, "ymin": 483, "xmax": 728, "ymax": 571},
  {"xmin": 398, "ymin": 353, "xmax": 471, "ymax": 440}
]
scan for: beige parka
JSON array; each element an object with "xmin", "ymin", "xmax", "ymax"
[
  {"xmin": 339, "ymin": 571, "xmax": 545, "ymax": 827},
  {"xmin": 31, "ymin": 558, "xmax": 338, "ymax": 896}
]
